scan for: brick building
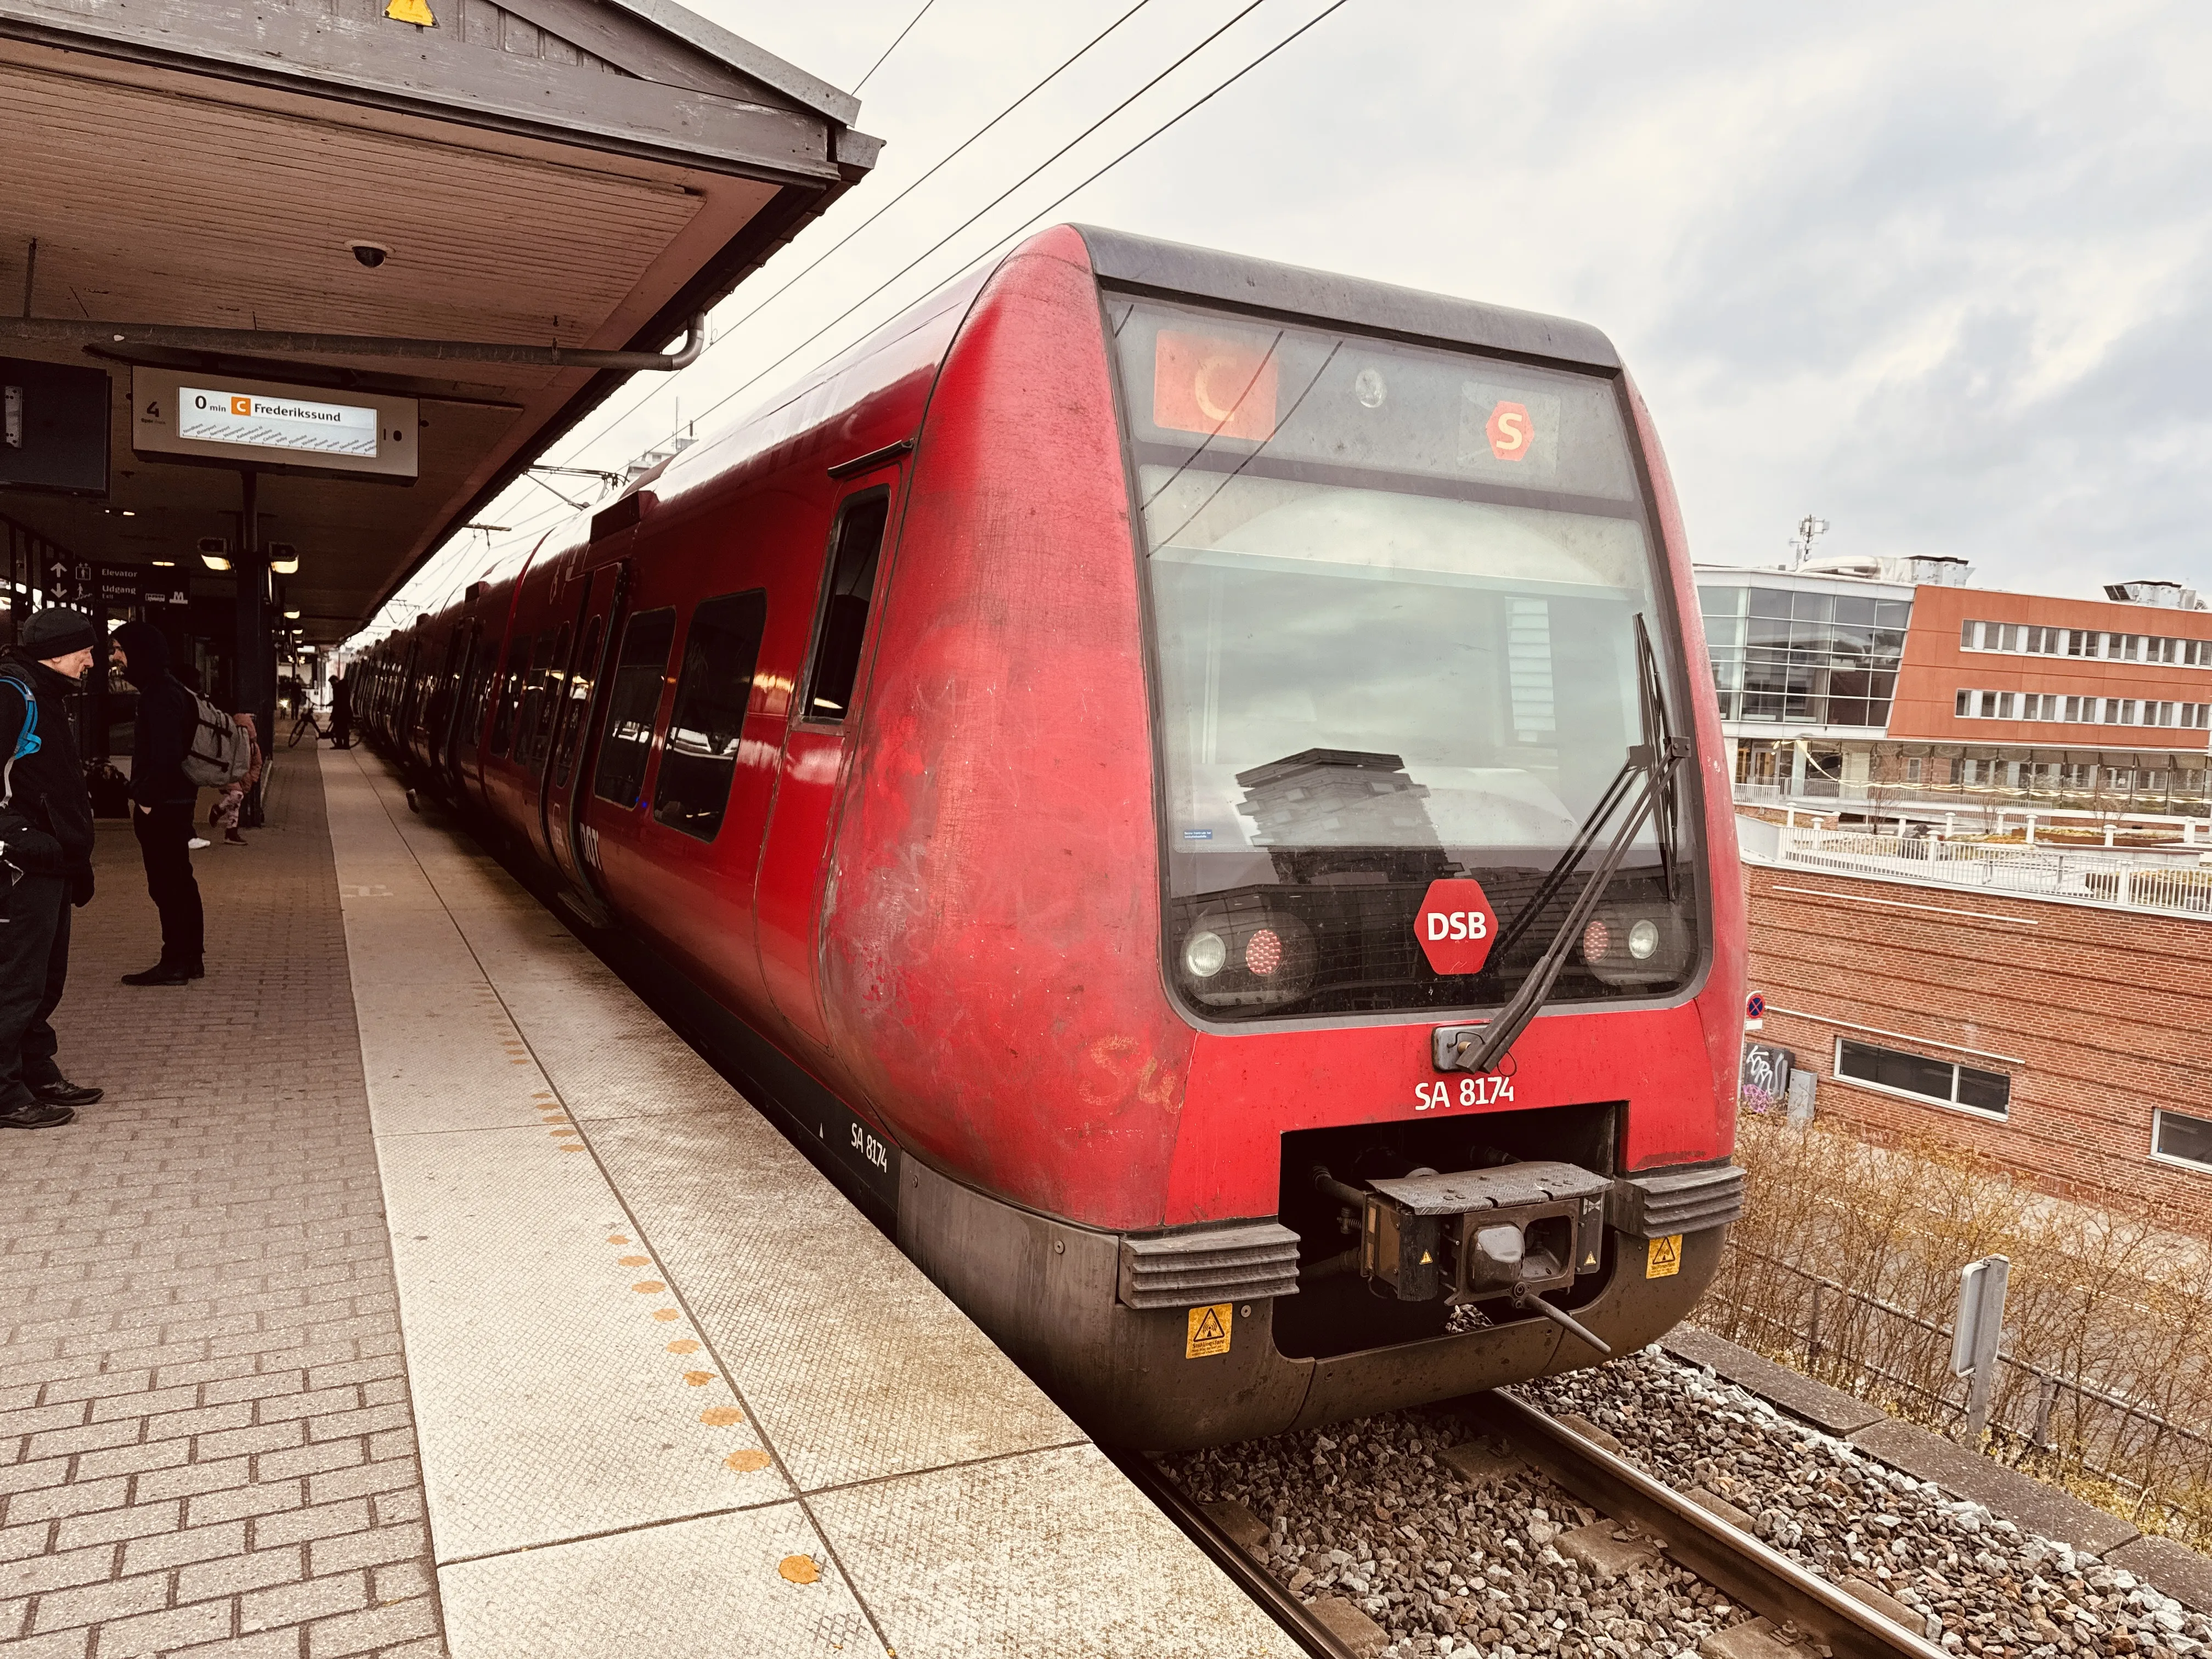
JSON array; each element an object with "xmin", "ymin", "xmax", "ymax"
[
  {"xmin": 1740, "ymin": 852, "xmax": 2212, "ymax": 1226},
  {"xmin": 1700, "ymin": 560, "xmax": 2212, "ymax": 813}
]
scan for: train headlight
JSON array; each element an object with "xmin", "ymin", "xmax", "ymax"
[
  {"xmin": 1174, "ymin": 904, "xmax": 1316, "ymax": 1008},
  {"xmin": 1183, "ymin": 930, "xmax": 1228, "ymax": 978},
  {"xmin": 1581, "ymin": 904, "xmax": 1689, "ymax": 989}
]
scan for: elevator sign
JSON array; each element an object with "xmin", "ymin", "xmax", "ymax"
[
  {"xmin": 179, "ymin": 387, "xmax": 379, "ymax": 458},
  {"xmin": 1415, "ymin": 878, "xmax": 1499, "ymax": 977},
  {"xmin": 129, "ymin": 367, "xmax": 417, "ymax": 480}
]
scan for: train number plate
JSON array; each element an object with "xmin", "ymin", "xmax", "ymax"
[{"xmin": 1414, "ymin": 1075, "xmax": 1515, "ymax": 1112}]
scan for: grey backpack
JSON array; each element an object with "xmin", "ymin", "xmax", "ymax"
[{"xmin": 182, "ymin": 693, "xmax": 251, "ymax": 789}]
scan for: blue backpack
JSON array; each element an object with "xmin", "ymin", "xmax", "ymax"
[{"xmin": 0, "ymin": 672, "xmax": 40, "ymax": 811}]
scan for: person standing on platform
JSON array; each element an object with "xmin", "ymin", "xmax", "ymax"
[
  {"xmin": 210, "ymin": 712, "xmax": 260, "ymax": 845},
  {"xmin": 0, "ymin": 608, "xmax": 103, "ymax": 1128},
  {"xmin": 328, "ymin": 669, "xmax": 352, "ymax": 749},
  {"xmin": 110, "ymin": 620, "xmax": 204, "ymax": 986}
]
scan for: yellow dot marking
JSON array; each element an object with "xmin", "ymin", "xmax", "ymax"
[
  {"xmin": 558, "ymin": 1144, "xmax": 588, "ymax": 1152},
  {"xmin": 682, "ymin": 1370, "xmax": 714, "ymax": 1386},
  {"xmin": 725, "ymin": 1449, "xmax": 772, "ymax": 1472},
  {"xmin": 631, "ymin": 1280, "xmax": 666, "ymax": 1294},
  {"xmin": 651, "ymin": 1309, "xmax": 680, "ymax": 1322},
  {"xmin": 619, "ymin": 1256, "xmax": 651, "ymax": 1266},
  {"xmin": 607, "ymin": 1235, "xmax": 629, "ymax": 1244},
  {"xmin": 778, "ymin": 1555, "xmax": 820, "ymax": 1585},
  {"xmin": 699, "ymin": 1406, "xmax": 743, "ymax": 1426},
  {"xmin": 666, "ymin": 1339, "xmax": 701, "ymax": 1355}
]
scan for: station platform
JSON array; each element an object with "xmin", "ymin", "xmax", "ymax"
[{"xmin": 1, "ymin": 747, "xmax": 1296, "ymax": 1658}]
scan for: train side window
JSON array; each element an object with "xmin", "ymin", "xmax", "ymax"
[
  {"xmin": 653, "ymin": 591, "xmax": 767, "ymax": 842},
  {"xmin": 803, "ymin": 490, "xmax": 890, "ymax": 723},
  {"xmin": 592, "ymin": 608, "xmax": 678, "ymax": 808},
  {"xmin": 551, "ymin": 615, "xmax": 603, "ymax": 789},
  {"xmin": 525, "ymin": 623, "xmax": 570, "ymax": 771},
  {"xmin": 488, "ymin": 641, "xmax": 526, "ymax": 757},
  {"xmin": 511, "ymin": 634, "xmax": 551, "ymax": 759}
]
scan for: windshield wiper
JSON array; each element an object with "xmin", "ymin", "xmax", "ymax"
[{"xmin": 1435, "ymin": 615, "xmax": 1687, "ymax": 1076}]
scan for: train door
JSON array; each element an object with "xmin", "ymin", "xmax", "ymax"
[
  {"xmin": 441, "ymin": 623, "xmax": 486, "ymax": 794},
  {"xmin": 539, "ymin": 558, "xmax": 623, "ymax": 907},
  {"xmin": 755, "ymin": 480, "xmax": 898, "ymax": 1050}
]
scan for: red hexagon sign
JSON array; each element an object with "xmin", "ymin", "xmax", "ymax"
[{"xmin": 1417, "ymin": 878, "xmax": 1498, "ymax": 976}]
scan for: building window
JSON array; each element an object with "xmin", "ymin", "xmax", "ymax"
[
  {"xmin": 1703, "ymin": 583, "xmax": 1907, "ymax": 728},
  {"xmin": 2153, "ymin": 1108, "xmax": 2212, "ymax": 1171},
  {"xmin": 1836, "ymin": 1037, "xmax": 2011, "ymax": 1116},
  {"xmin": 1905, "ymin": 756, "xmax": 1922, "ymax": 783}
]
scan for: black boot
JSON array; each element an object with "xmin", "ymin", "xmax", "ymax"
[{"xmin": 122, "ymin": 963, "xmax": 193, "ymax": 986}]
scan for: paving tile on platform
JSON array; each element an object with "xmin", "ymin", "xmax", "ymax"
[
  {"xmin": 582, "ymin": 1109, "xmax": 1084, "ymax": 1494},
  {"xmin": 438, "ymin": 1504, "xmax": 881, "ymax": 1659},
  {"xmin": 810, "ymin": 1444, "xmax": 1300, "ymax": 1659},
  {"xmin": 374, "ymin": 1125, "xmax": 789, "ymax": 1560}
]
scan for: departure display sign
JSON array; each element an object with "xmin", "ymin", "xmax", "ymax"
[
  {"xmin": 130, "ymin": 367, "xmax": 417, "ymax": 480},
  {"xmin": 178, "ymin": 387, "xmax": 379, "ymax": 458}
]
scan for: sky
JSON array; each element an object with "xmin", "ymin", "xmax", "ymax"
[{"xmin": 365, "ymin": 0, "xmax": 2212, "ymax": 637}]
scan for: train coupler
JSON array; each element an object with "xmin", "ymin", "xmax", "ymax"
[{"xmin": 1314, "ymin": 1161, "xmax": 1611, "ymax": 1304}]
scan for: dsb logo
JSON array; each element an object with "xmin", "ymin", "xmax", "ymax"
[{"xmin": 1415, "ymin": 878, "xmax": 1498, "ymax": 976}]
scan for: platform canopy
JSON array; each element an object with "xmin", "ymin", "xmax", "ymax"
[{"xmin": 0, "ymin": 0, "xmax": 878, "ymax": 642}]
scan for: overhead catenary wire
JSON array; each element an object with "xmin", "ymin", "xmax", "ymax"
[
  {"xmin": 368, "ymin": 0, "xmax": 1355, "ymax": 638},
  {"xmin": 854, "ymin": 0, "xmax": 938, "ymax": 93},
  {"xmin": 621, "ymin": 0, "xmax": 1353, "ymax": 470},
  {"xmin": 552, "ymin": 0, "xmax": 1160, "ymax": 475},
  {"xmin": 427, "ymin": 0, "xmax": 1271, "ymax": 572}
]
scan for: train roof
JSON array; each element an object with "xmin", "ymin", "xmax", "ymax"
[{"xmin": 1071, "ymin": 225, "xmax": 1621, "ymax": 376}]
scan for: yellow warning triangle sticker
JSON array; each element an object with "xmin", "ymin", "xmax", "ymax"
[{"xmin": 1186, "ymin": 1302, "xmax": 1233, "ymax": 1358}]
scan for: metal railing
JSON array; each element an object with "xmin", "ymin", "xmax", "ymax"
[
  {"xmin": 1767, "ymin": 824, "xmax": 2212, "ymax": 917},
  {"xmin": 1734, "ymin": 780, "xmax": 2212, "ymax": 817},
  {"xmin": 1696, "ymin": 1239, "xmax": 2212, "ymax": 1543}
]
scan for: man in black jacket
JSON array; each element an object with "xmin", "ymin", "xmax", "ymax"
[
  {"xmin": 111, "ymin": 620, "xmax": 204, "ymax": 985},
  {"xmin": 0, "ymin": 608, "xmax": 103, "ymax": 1128}
]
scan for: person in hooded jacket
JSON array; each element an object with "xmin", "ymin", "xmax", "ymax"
[
  {"xmin": 109, "ymin": 620, "xmax": 204, "ymax": 985},
  {"xmin": 0, "ymin": 608, "xmax": 103, "ymax": 1128}
]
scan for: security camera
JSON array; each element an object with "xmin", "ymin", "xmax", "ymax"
[{"xmin": 347, "ymin": 241, "xmax": 391, "ymax": 269}]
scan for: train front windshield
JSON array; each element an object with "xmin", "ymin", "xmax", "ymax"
[{"xmin": 1108, "ymin": 295, "xmax": 1701, "ymax": 1022}]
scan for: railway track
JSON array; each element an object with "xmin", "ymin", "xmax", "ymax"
[{"xmin": 1125, "ymin": 1392, "xmax": 1950, "ymax": 1659}]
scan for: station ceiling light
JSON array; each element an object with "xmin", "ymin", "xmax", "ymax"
[
  {"xmin": 269, "ymin": 544, "xmax": 300, "ymax": 575},
  {"xmin": 196, "ymin": 537, "xmax": 232, "ymax": 573},
  {"xmin": 283, "ymin": 608, "xmax": 301, "ymax": 619}
]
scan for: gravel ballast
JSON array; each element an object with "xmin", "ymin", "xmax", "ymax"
[{"xmin": 1163, "ymin": 1344, "xmax": 2212, "ymax": 1659}]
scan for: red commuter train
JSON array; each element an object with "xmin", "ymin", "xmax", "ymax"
[{"xmin": 352, "ymin": 225, "xmax": 1746, "ymax": 1448}]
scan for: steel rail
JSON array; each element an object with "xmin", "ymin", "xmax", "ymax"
[
  {"xmin": 1467, "ymin": 1392, "xmax": 1945, "ymax": 1659},
  {"xmin": 1102, "ymin": 1445, "xmax": 1358, "ymax": 1659}
]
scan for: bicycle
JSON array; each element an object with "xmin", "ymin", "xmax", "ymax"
[{"xmin": 287, "ymin": 708, "xmax": 325, "ymax": 748}]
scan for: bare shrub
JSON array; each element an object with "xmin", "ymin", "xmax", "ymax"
[{"xmin": 1695, "ymin": 1115, "xmax": 2212, "ymax": 1547}]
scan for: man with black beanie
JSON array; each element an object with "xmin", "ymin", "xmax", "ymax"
[
  {"xmin": 0, "ymin": 608, "xmax": 103, "ymax": 1128},
  {"xmin": 110, "ymin": 619, "xmax": 204, "ymax": 985}
]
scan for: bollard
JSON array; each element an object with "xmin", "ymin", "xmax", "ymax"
[
  {"xmin": 2105, "ymin": 822, "xmax": 2115, "ymax": 848},
  {"xmin": 2026, "ymin": 814, "xmax": 2037, "ymax": 845},
  {"xmin": 1952, "ymin": 1255, "xmax": 2010, "ymax": 1448}
]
